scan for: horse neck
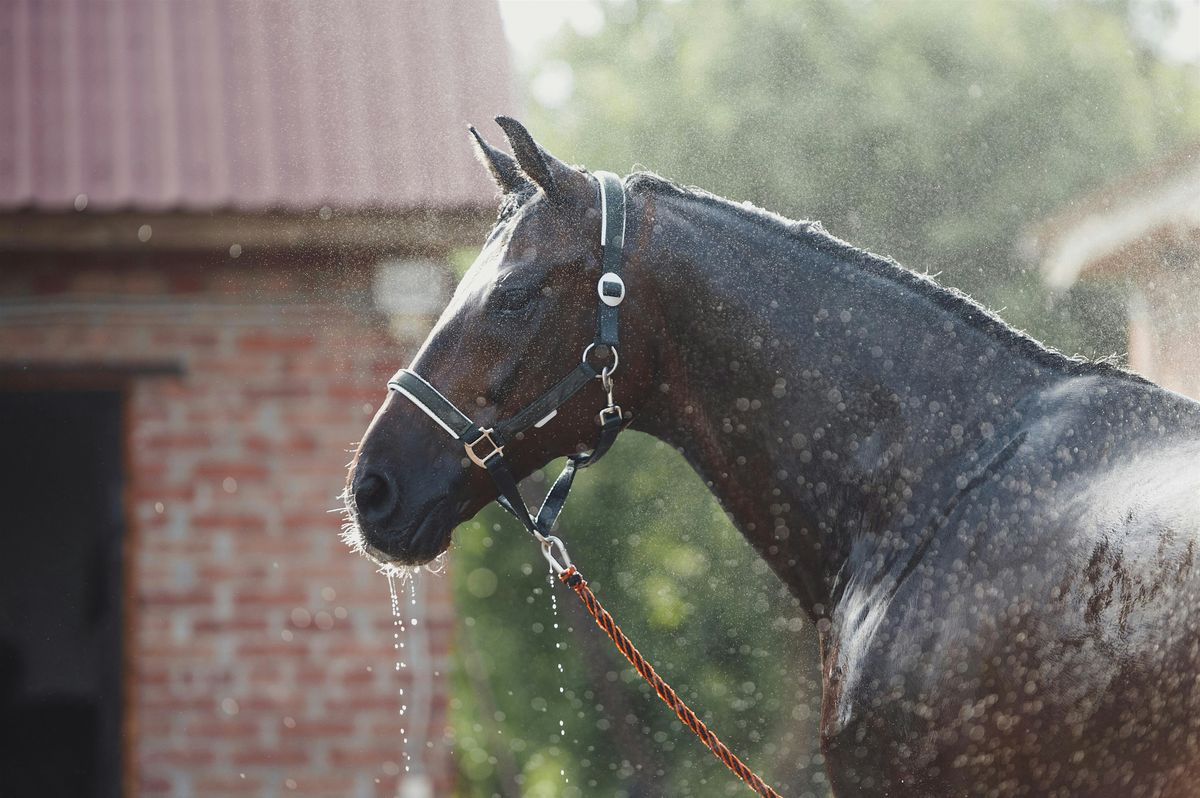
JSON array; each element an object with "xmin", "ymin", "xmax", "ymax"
[{"xmin": 627, "ymin": 182, "xmax": 1061, "ymax": 616}]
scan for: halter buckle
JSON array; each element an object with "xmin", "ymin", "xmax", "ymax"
[{"xmin": 464, "ymin": 428, "xmax": 504, "ymax": 468}]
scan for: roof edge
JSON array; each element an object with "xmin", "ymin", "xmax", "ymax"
[{"xmin": 0, "ymin": 208, "xmax": 493, "ymax": 255}]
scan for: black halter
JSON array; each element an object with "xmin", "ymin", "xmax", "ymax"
[{"xmin": 387, "ymin": 171, "xmax": 628, "ymax": 543}]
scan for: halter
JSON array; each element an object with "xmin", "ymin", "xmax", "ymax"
[{"xmin": 387, "ymin": 171, "xmax": 628, "ymax": 553}]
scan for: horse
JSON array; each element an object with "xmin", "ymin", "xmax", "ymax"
[{"xmin": 345, "ymin": 117, "xmax": 1200, "ymax": 797}]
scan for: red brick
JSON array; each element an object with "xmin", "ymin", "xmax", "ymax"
[
  {"xmin": 329, "ymin": 747, "xmax": 402, "ymax": 767},
  {"xmin": 138, "ymin": 587, "xmax": 213, "ymax": 606},
  {"xmin": 239, "ymin": 332, "xmax": 316, "ymax": 352},
  {"xmin": 192, "ymin": 617, "xmax": 270, "ymax": 634},
  {"xmin": 130, "ymin": 485, "xmax": 196, "ymax": 502},
  {"xmin": 232, "ymin": 748, "xmax": 310, "ymax": 767},
  {"xmin": 0, "ymin": 257, "xmax": 452, "ymax": 792},
  {"xmin": 140, "ymin": 431, "xmax": 213, "ymax": 449},
  {"xmin": 192, "ymin": 512, "xmax": 267, "ymax": 531},
  {"xmin": 143, "ymin": 748, "xmax": 217, "ymax": 766},
  {"xmin": 288, "ymin": 776, "xmax": 359, "ymax": 795},
  {"xmin": 238, "ymin": 641, "xmax": 310, "ymax": 658},
  {"xmin": 194, "ymin": 776, "xmax": 264, "ymax": 793},
  {"xmin": 234, "ymin": 587, "xmax": 308, "ymax": 605},
  {"xmin": 185, "ymin": 720, "xmax": 260, "ymax": 738},
  {"xmin": 283, "ymin": 720, "xmax": 355, "ymax": 738},
  {"xmin": 194, "ymin": 461, "xmax": 270, "ymax": 480},
  {"xmin": 138, "ymin": 775, "xmax": 174, "ymax": 792}
]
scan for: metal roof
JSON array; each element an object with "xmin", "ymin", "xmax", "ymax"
[{"xmin": 0, "ymin": 0, "xmax": 514, "ymax": 213}]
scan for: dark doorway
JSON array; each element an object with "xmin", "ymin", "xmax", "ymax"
[{"xmin": 0, "ymin": 391, "xmax": 125, "ymax": 798}]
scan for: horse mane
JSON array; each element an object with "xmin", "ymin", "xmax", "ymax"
[{"xmin": 625, "ymin": 171, "xmax": 1148, "ymax": 385}]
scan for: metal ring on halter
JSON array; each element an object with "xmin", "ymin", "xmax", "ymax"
[
  {"xmin": 539, "ymin": 535, "xmax": 572, "ymax": 575},
  {"xmin": 581, "ymin": 343, "xmax": 619, "ymax": 378}
]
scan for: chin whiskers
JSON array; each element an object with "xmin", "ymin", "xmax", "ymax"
[
  {"xmin": 334, "ymin": 485, "xmax": 368, "ymax": 558},
  {"xmin": 375, "ymin": 551, "xmax": 447, "ymax": 581},
  {"xmin": 376, "ymin": 561, "xmax": 422, "ymax": 582},
  {"xmin": 423, "ymin": 551, "xmax": 448, "ymax": 575}
]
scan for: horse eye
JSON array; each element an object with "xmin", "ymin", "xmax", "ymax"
[{"xmin": 491, "ymin": 284, "xmax": 538, "ymax": 317}]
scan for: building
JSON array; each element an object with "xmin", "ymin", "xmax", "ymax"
[
  {"xmin": 0, "ymin": 2, "xmax": 512, "ymax": 795},
  {"xmin": 1031, "ymin": 145, "xmax": 1200, "ymax": 398}
]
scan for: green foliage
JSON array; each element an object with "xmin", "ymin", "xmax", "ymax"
[
  {"xmin": 449, "ymin": 2, "xmax": 1200, "ymax": 795},
  {"xmin": 450, "ymin": 435, "xmax": 823, "ymax": 796}
]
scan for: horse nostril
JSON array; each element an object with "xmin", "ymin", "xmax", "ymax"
[{"xmin": 353, "ymin": 469, "xmax": 399, "ymax": 523}]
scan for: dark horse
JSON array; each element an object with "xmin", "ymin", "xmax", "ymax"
[{"xmin": 346, "ymin": 118, "xmax": 1200, "ymax": 796}]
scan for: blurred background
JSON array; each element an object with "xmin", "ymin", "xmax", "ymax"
[{"xmin": 0, "ymin": 1, "xmax": 1197, "ymax": 797}]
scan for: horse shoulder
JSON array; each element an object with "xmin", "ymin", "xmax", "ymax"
[{"xmin": 820, "ymin": 377, "xmax": 1200, "ymax": 792}]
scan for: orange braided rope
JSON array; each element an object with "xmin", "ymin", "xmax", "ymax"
[{"xmin": 558, "ymin": 565, "xmax": 783, "ymax": 798}]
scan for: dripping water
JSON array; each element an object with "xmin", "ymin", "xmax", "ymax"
[
  {"xmin": 387, "ymin": 570, "xmax": 412, "ymax": 776},
  {"xmin": 547, "ymin": 570, "xmax": 570, "ymax": 785},
  {"xmin": 384, "ymin": 566, "xmax": 433, "ymax": 796},
  {"xmin": 406, "ymin": 577, "xmax": 419, "ymax": 776}
]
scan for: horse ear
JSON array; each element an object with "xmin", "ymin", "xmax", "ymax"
[
  {"xmin": 468, "ymin": 126, "xmax": 528, "ymax": 195},
  {"xmin": 495, "ymin": 116, "xmax": 590, "ymax": 201}
]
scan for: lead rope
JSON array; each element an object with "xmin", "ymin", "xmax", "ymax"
[{"xmin": 538, "ymin": 537, "xmax": 783, "ymax": 798}]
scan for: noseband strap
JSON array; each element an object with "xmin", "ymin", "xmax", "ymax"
[
  {"xmin": 387, "ymin": 171, "xmax": 628, "ymax": 540},
  {"xmin": 388, "ymin": 369, "xmax": 480, "ymax": 441}
]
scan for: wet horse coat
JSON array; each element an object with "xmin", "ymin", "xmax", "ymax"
[{"xmin": 347, "ymin": 119, "xmax": 1200, "ymax": 796}]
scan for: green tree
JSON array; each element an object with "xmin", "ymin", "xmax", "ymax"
[
  {"xmin": 534, "ymin": 0, "xmax": 1200, "ymax": 353},
  {"xmin": 450, "ymin": 2, "xmax": 1200, "ymax": 796}
]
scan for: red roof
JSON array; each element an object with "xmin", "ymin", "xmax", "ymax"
[{"xmin": 0, "ymin": 0, "xmax": 514, "ymax": 213}]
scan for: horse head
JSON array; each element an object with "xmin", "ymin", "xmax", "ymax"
[{"xmin": 344, "ymin": 118, "xmax": 655, "ymax": 566}]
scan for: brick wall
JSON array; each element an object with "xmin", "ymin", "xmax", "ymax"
[{"xmin": 0, "ymin": 250, "xmax": 455, "ymax": 797}]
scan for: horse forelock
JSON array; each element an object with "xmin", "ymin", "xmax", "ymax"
[{"xmin": 496, "ymin": 185, "xmax": 537, "ymax": 224}]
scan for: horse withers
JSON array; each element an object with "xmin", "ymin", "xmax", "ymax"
[{"xmin": 345, "ymin": 117, "xmax": 1200, "ymax": 796}]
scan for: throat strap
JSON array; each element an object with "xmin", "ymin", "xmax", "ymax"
[
  {"xmin": 484, "ymin": 409, "xmax": 622, "ymax": 537},
  {"xmin": 493, "ymin": 362, "xmax": 598, "ymax": 444}
]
